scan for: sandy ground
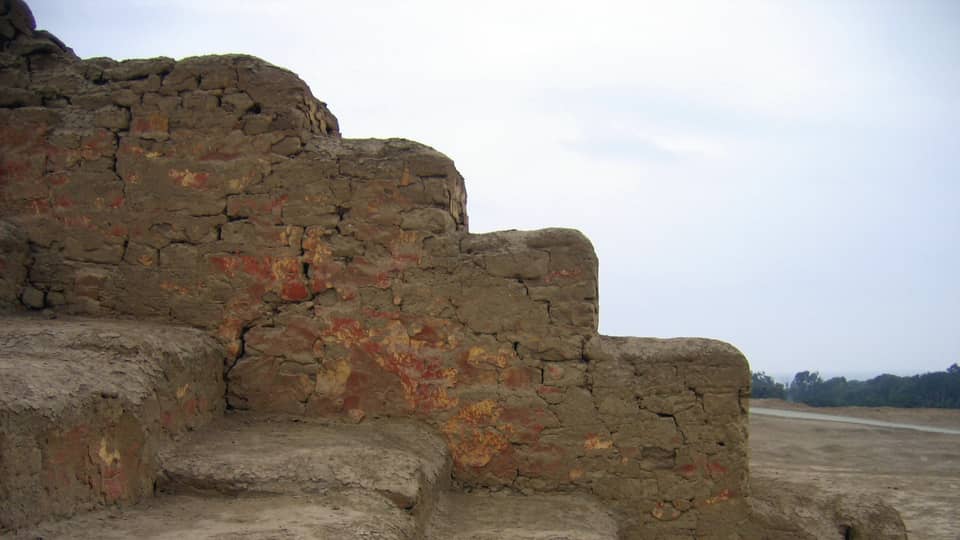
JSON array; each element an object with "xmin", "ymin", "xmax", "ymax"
[{"xmin": 749, "ymin": 399, "xmax": 960, "ymax": 540}]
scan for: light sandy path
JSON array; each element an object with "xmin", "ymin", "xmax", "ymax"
[{"xmin": 752, "ymin": 407, "xmax": 960, "ymax": 435}]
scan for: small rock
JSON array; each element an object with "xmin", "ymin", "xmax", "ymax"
[
  {"xmin": 20, "ymin": 286, "xmax": 45, "ymax": 309},
  {"xmin": 221, "ymin": 91, "xmax": 254, "ymax": 113},
  {"xmin": 243, "ymin": 114, "xmax": 272, "ymax": 135},
  {"xmin": 93, "ymin": 105, "xmax": 130, "ymax": 130},
  {"xmin": 271, "ymin": 136, "xmax": 301, "ymax": 156}
]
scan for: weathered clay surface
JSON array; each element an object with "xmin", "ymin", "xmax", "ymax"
[
  {"xmin": 0, "ymin": 221, "xmax": 28, "ymax": 310},
  {"xmin": 11, "ymin": 491, "xmax": 416, "ymax": 540},
  {"xmin": 159, "ymin": 413, "xmax": 450, "ymax": 528},
  {"xmin": 0, "ymin": 317, "xmax": 224, "ymax": 530},
  {"xmin": 582, "ymin": 336, "xmax": 751, "ymax": 538},
  {"xmin": 426, "ymin": 492, "xmax": 619, "ymax": 539},
  {"xmin": 747, "ymin": 474, "xmax": 907, "ymax": 539}
]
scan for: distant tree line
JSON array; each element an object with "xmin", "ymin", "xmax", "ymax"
[{"xmin": 750, "ymin": 364, "xmax": 960, "ymax": 408}]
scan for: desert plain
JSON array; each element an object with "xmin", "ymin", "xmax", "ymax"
[{"xmin": 750, "ymin": 399, "xmax": 960, "ymax": 539}]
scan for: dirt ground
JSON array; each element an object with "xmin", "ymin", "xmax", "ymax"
[{"xmin": 750, "ymin": 399, "xmax": 960, "ymax": 539}]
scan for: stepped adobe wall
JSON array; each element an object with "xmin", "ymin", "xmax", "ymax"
[{"xmin": 0, "ymin": 1, "xmax": 753, "ymax": 537}]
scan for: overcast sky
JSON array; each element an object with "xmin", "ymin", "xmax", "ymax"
[{"xmin": 30, "ymin": 0, "xmax": 959, "ymax": 380}]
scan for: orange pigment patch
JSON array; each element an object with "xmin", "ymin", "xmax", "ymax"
[
  {"xmin": 210, "ymin": 255, "xmax": 307, "ymax": 300},
  {"xmin": 537, "ymin": 385, "xmax": 562, "ymax": 396},
  {"xmin": 240, "ymin": 256, "xmax": 273, "ymax": 280},
  {"xmin": 324, "ymin": 318, "xmax": 368, "ymax": 347},
  {"xmin": 544, "ymin": 268, "xmax": 583, "ymax": 284},
  {"xmin": 388, "ymin": 230, "xmax": 423, "ymax": 266},
  {"xmin": 651, "ymin": 502, "xmax": 682, "ymax": 521},
  {"xmin": 96, "ymin": 437, "xmax": 127, "ymax": 502},
  {"xmin": 442, "ymin": 401, "xmax": 511, "ymax": 468},
  {"xmin": 60, "ymin": 215, "xmax": 93, "ymax": 229},
  {"xmin": 217, "ymin": 316, "xmax": 249, "ymax": 358},
  {"xmin": 704, "ymin": 489, "xmax": 733, "ymax": 505},
  {"xmin": 583, "ymin": 434, "xmax": 614, "ymax": 450},
  {"xmin": 315, "ymin": 360, "xmax": 351, "ymax": 397},
  {"xmin": 210, "ymin": 255, "xmax": 241, "ymax": 276},
  {"xmin": 376, "ymin": 350, "xmax": 458, "ymax": 412},
  {"xmin": 451, "ymin": 399, "xmax": 501, "ymax": 426},
  {"xmin": 466, "ymin": 346, "xmax": 511, "ymax": 369},
  {"xmin": 168, "ymin": 168, "xmax": 209, "ymax": 188},
  {"xmin": 399, "ymin": 165, "xmax": 413, "ymax": 186},
  {"xmin": 501, "ymin": 366, "xmax": 537, "ymax": 389},
  {"xmin": 130, "ymin": 113, "xmax": 168, "ymax": 137},
  {"xmin": 280, "ymin": 280, "xmax": 309, "ymax": 301}
]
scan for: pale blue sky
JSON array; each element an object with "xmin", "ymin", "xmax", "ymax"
[{"xmin": 29, "ymin": 0, "xmax": 959, "ymax": 379}]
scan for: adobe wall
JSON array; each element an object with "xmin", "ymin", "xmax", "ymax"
[
  {"xmin": 0, "ymin": 219, "xmax": 27, "ymax": 309},
  {"xmin": 0, "ymin": 2, "xmax": 751, "ymax": 536}
]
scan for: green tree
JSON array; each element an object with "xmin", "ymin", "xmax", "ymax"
[
  {"xmin": 810, "ymin": 377, "xmax": 847, "ymax": 406},
  {"xmin": 785, "ymin": 365, "xmax": 960, "ymax": 409},
  {"xmin": 751, "ymin": 371, "xmax": 786, "ymax": 399},
  {"xmin": 788, "ymin": 370, "xmax": 823, "ymax": 402}
]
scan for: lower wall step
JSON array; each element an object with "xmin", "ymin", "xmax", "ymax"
[
  {"xmin": 425, "ymin": 492, "xmax": 620, "ymax": 540},
  {"xmin": 11, "ymin": 491, "xmax": 416, "ymax": 540},
  {"xmin": 158, "ymin": 412, "xmax": 451, "ymax": 526},
  {"xmin": 0, "ymin": 317, "xmax": 225, "ymax": 530}
]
